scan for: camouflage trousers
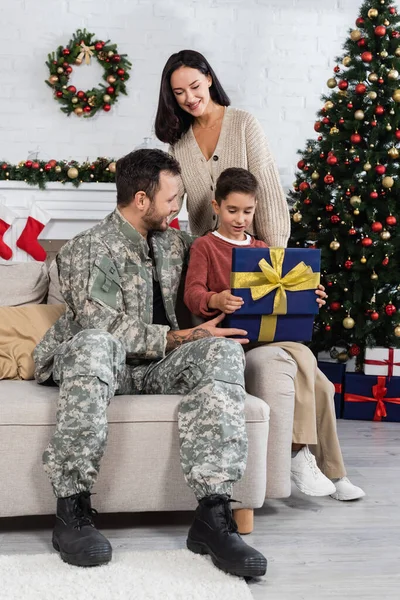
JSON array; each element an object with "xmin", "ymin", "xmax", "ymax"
[{"xmin": 43, "ymin": 329, "xmax": 248, "ymax": 500}]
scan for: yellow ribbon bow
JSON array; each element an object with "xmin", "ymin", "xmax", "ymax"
[{"xmin": 77, "ymin": 41, "xmax": 95, "ymax": 65}]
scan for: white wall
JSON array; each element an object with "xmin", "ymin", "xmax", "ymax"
[{"xmin": 0, "ymin": 0, "xmax": 365, "ymax": 190}]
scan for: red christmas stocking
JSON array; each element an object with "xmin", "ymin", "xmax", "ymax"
[
  {"xmin": 16, "ymin": 204, "xmax": 50, "ymax": 261},
  {"xmin": 169, "ymin": 217, "xmax": 180, "ymax": 230},
  {"xmin": 0, "ymin": 204, "xmax": 17, "ymax": 261}
]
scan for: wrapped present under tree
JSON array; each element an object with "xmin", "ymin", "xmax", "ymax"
[{"xmin": 343, "ymin": 373, "xmax": 400, "ymax": 422}]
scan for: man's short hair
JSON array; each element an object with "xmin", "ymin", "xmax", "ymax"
[{"xmin": 116, "ymin": 149, "xmax": 181, "ymax": 208}]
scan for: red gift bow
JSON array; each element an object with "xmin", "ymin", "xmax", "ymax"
[
  {"xmin": 344, "ymin": 375, "xmax": 400, "ymax": 421},
  {"xmin": 334, "ymin": 383, "xmax": 342, "ymax": 394},
  {"xmin": 364, "ymin": 348, "xmax": 400, "ymax": 377}
]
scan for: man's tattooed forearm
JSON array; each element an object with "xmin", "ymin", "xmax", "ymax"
[{"xmin": 166, "ymin": 328, "xmax": 212, "ymax": 352}]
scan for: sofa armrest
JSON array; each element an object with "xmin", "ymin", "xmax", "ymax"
[{"xmin": 245, "ymin": 345, "xmax": 297, "ymax": 499}]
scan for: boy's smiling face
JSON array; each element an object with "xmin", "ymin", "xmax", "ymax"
[{"xmin": 212, "ymin": 192, "xmax": 257, "ymax": 241}]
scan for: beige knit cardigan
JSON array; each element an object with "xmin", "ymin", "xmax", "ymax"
[{"xmin": 170, "ymin": 106, "xmax": 290, "ymax": 247}]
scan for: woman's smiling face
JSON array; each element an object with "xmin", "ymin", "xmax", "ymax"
[{"xmin": 170, "ymin": 66, "xmax": 212, "ymax": 117}]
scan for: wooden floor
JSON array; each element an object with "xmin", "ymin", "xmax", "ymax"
[{"xmin": 1, "ymin": 420, "xmax": 400, "ymax": 599}]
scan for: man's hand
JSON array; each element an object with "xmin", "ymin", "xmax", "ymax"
[
  {"xmin": 166, "ymin": 313, "xmax": 249, "ymax": 352},
  {"xmin": 208, "ymin": 290, "xmax": 244, "ymax": 314}
]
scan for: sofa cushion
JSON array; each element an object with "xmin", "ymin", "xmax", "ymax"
[
  {"xmin": 0, "ymin": 262, "xmax": 49, "ymax": 306},
  {"xmin": 47, "ymin": 259, "xmax": 64, "ymax": 305},
  {"xmin": 0, "ymin": 304, "xmax": 65, "ymax": 380}
]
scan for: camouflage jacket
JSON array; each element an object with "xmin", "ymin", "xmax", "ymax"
[{"xmin": 34, "ymin": 209, "xmax": 192, "ymax": 383}]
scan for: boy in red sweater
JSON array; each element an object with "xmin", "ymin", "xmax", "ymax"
[{"xmin": 184, "ymin": 168, "xmax": 365, "ymax": 502}]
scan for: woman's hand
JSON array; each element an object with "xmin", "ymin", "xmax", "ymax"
[
  {"xmin": 315, "ymin": 284, "xmax": 327, "ymax": 308},
  {"xmin": 208, "ymin": 290, "xmax": 244, "ymax": 314}
]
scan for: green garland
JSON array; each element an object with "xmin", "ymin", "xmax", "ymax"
[
  {"xmin": 0, "ymin": 158, "xmax": 117, "ymax": 189},
  {"xmin": 46, "ymin": 29, "xmax": 131, "ymax": 117}
]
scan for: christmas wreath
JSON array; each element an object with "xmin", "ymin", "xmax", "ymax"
[{"xmin": 46, "ymin": 29, "xmax": 131, "ymax": 117}]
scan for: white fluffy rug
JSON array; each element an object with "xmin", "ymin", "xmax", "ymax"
[{"xmin": 0, "ymin": 549, "xmax": 252, "ymax": 600}]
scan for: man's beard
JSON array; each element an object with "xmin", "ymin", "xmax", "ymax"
[{"xmin": 143, "ymin": 204, "xmax": 168, "ymax": 231}]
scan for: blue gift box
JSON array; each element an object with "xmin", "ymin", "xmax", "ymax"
[
  {"xmin": 318, "ymin": 361, "xmax": 345, "ymax": 419},
  {"xmin": 224, "ymin": 247, "xmax": 321, "ymax": 343},
  {"xmin": 343, "ymin": 373, "xmax": 400, "ymax": 422}
]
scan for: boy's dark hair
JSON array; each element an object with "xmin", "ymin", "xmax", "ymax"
[
  {"xmin": 116, "ymin": 149, "xmax": 181, "ymax": 208},
  {"xmin": 155, "ymin": 49, "xmax": 231, "ymax": 145},
  {"xmin": 215, "ymin": 168, "xmax": 258, "ymax": 205}
]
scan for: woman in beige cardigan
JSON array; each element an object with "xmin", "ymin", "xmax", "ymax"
[{"xmin": 155, "ymin": 50, "xmax": 364, "ymax": 502}]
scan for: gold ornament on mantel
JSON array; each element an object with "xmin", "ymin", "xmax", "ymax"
[
  {"xmin": 327, "ymin": 77, "xmax": 337, "ymax": 89},
  {"xmin": 350, "ymin": 29, "xmax": 362, "ymax": 41},
  {"xmin": 67, "ymin": 167, "xmax": 79, "ymax": 179},
  {"xmin": 330, "ymin": 240, "xmax": 340, "ymax": 251},
  {"xmin": 388, "ymin": 147, "xmax": 399, "ymax": 158},
  {"xmin": 55, "ymin": 165, "xmax": 62, "ymax": 173},
  {"xmin": 368, "ymin": 8, "xmax": 379, "ymax": 19},
  {"xmin": 342, "ymin": 56, "xmax": 351, "ymax": 67},
  {"xmin": 108, "ymin": 162, "xmax": 117, "ymax": 173}
]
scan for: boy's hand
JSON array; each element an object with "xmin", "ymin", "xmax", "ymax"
[
  {"xmin": 208, "ymin": 290, "xmax": 244, "ymax": 314},
  {"xmin": 315, "ymin": 284, "xmax": 327, "ymax": 308}
]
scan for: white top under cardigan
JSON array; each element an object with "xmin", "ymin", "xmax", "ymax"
[{"xmin": 170, "ymin": 106, "xmax": 290, "ymax": 247}]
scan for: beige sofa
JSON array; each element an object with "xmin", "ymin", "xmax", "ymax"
[{"xmin": 0, "ymin": 258, "xmax": 295, "ymax": 530}]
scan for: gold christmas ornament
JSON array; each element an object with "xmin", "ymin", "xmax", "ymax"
[
  {"xmin": 311, "ymin": 171, "xmax": 320, "ymax": 181},
  {"xmin": 330, "ymin": 126, "xmax": 340, "ymax": 135},
  {"xmin": 48, "ymin": 75, "xmax": 59, "ymax": 85},
  {"xmin": 392, "ymin": 89, "xmax": 400, "ymax": 102},
  {"xmin": 327, "ymin": 77, "xmax": 337, "ymax": 89},
  {"xmin": 389, "ymin": 69, "xmax": 399, "ymax": 80},
  {"xmin": 343, "ymin": 56, "xmax": 352, "ymax": 67},
  {"xmin": 324, "ymin": 100, "xmax": 334, "ymax": 110},
  {"xmin": 103, "ymin": 94, "xmax": 111, "ymax": 103},
  {"xmin": 386, "ymin": 124, "xmax": 393, "ymax": 131},
  {"xmin": 71, "ymin": 97, "xmax": 78, "ymax": 104},
  {"xmin": 388, "ymin": 147, "xmax": 399, "ymax": 158},
  {"xmin": 364, "ymin": 162, "xmax": 372, "ymax": 171},
  {"xmin": 55, "ymin": 166, "xmax": 62, "ymax": 173},
  {"xmin": 108, "ymin": 162, "xmax": 117, "ymax": 173},
  {"xmin": 360, "ymin": 256, "xmax": 367, "ymax": 264},
  {"xmin": 88, "ymin": 95, "xmax": 96, "ymax": 107},
  {"xmin": 343, "ymin": 316, "xmax": 355, "ymax": 329},
  {"xmin": 107, "ymin": 75, "xmax": 117, "ymax": 84},
  {"xmin": 74, "ymin": 107, "xmax": 84, "ymax": 116},
  {"xmin": 396, "ymin": 47, "xmax": 400, "ymax": 57},
  {"xmin": 369, "ymin": 73, "xmax": 379, "ymax": 83},
  {"xmin": 371, "ymin": 271, "xmax": 378, "ymax": 280},
  {"xmin": 354, "ymin": 208, "xmax": 360, "ymax": 215},
  {"xmin": 381, "ymin": 229, "xmax": 391, "ymax": 240},
  {"xmin": 381, "ymin": 50, "xmax": 389, "ymax": 58},
  {"xmin": 350, "ymin": 195, "xmax": 361, "ymax": 207},
  {"xmin": 355, "ymin": 110, "xmax": 365, "ymax": 120},
  {"xmin": 382, "ymin": 176, "xmax": 395, "ymax": 188},
  {"xmin": 337, "ymin": 352, "xmax": 349, "ymax": 363},
  {"xmin": 384, "ymin": 19, "xmax": 390, "ymax": 26},
  {"xmin": 394, "ymin": 326, "xmax": 400, "ymax": 337},
  {"xmin": 350, "ymin": 29, "xmax": 362, "ymax": 41},
  {"xmin": 67, "ymin": 167, "xmax": 79, "ymax": 179},
  {"xmin": 368, "ymin": 91, "xmax": 378, "ymax": 100},
  {"xmin": 57, "ymin": 67, "xmax": 64, "ymax": 74},
  {"xmin": 390, "ymin": 108, "xmax": 395, "ymax": 115},
  {"xmin": 368, "ymin": 8, "xmax": 379, "ymax": 18},
  {"xmin": 292, "ymin": 212, "xmax": 303, "ymax": 223},
  {"xmin": 107, "ymin": 51, "xmax": 114, "ymax": 58},
  {"xmin": 330, "ymin": 240, "xmax": 340, "ymax": 251}
]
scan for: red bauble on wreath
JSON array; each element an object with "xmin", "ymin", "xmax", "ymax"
[{"xmin": 46, "ymin": 28, "xmax": 132, "ymax": 117}]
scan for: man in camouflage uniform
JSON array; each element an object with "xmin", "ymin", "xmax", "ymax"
[{"xmin": 34, "ymin": 149, "xmax": 266, "ymax": 578}]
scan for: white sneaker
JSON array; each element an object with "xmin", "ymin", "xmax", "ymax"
[
  {"xmin": 291, "ymin": 446, "xmax": 337, "ymax": 496},
  {"xmin": 330, "ymin": 477, "xmax": 366, "ymax": 501}
]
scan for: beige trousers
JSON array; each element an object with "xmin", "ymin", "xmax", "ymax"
[{"xmin": 246, "ymin": 342, "xmax": 346, "ymax": 482}]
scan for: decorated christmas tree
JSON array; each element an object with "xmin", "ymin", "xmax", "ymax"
[{"xmin": 289, "ymin": 0, "xmax": 400, "ymax": 366}]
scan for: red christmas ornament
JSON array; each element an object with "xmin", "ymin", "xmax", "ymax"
[
  {"xmin": 330, "ymin": 302, "xmax": 341, "ymax": 312},
  {"xmin": 325, "ymin": 204, "xmax": 334, "ymax": 212},
  {"xmin": 345, "ymin": 189, "xmax": 351, "ymax": 196},
  {"xmin": 378, "ymin": 78, "xmax": 384, "ymax": 85},
  {"xmin": 25, "ymin": 160, "xmax": 33, "ymax": 168},
  {"xmin": 106, "ymin": 86, "xmax": 115, "ymax": 94},
  {"xmin": 392, "ymin": 31, "xmax": 400, "ymax": 38},
  {"xmin": 355, "ymin": 83, "xmax": 367, "ymax": 94},
  {"xmin": 339, "ymin": 117, "xmax": 345, "ymax": 124},
  {"xmin": 361, "ymin": 51, "xmax": 373, "ymax": 62},
  {"xmin": 389, "ymin": 7, "xmax": 396, "ymax": 15},
  {"xmin": 362, "ymin": 237, "xmax": 373, "ymax": 247},
  {"xmin": 304, "ymin": 198, "xmax": 311, "ymax": 205},
  {"xmin": 371, "ymin": 120, "xmax": 378, "ymax": 127},
  {"xmin": 371, "ymin": 221, "xmax": 383, "ymax": 232},
  {"xmin": 66, "ymin": 85, "xmax": 76, "ymax": 93},
  {"xmin": 117, "ymin": 68, "xmax": 125, "ymax": 76},
  {"xmin": 370, "ymin": 191, "xmax": 379, "ymax": 199},
  {"xmin": 63, "ymin": 62, "xmax": 69, "ymax": 69},
  {"xmin": 103, "ymin": 104, "xmax": 111, "ymax": 112},
  {"xmin": 385, "ymin": 304, "xmax": 397, "ymax": 316},
  {"xmin": 325, "ymin": 325, "xmax": 332, "ymax": 332},
  {"xmin": 83, "ymin": 106, "xmax": 91, "ymax": 113},
  {"xmin": 112, "ymin": 54, "xmax": 121, "ymax": 63},
  {"xmin": 395, "ymin": 130, "xmax": 400, "ymax": 140},
  {"xmin": 297, "ymin": 160, "xmax": 305, "ymax": 169},
  {"xmin": 349, "ymin": 344, "xmax": 361, "ymax": 356},
  {"xmin": 94, "ymin": 41, "xmax": 104, "ymax": 51},
  {"xmin": 62, "ymin": 48, "xmax": 71, "ymax": 56},
  {"xmin": 299, "ymin": 182, "xmax": 310, "ymax": 192},
  {"xmin": 327, "ymin": 155, "xmax": 338, "ymax": 165},
  {"xmin": 375, "ymin": 164, "xmax": 386, "ymax": 175},
  {"xmin": 349, "ymin": 227, "xmax": 357, "ymax": 235},
  {"xmin": 1, "ymin": 163, "xmax": 8, "ymax": 170},
  {"xmin": 56, "ymin": 91, "xmax": 63, "ymax": 98},
  {"xmin": 382, "ymin": 256, "xmax": 390, "ymax": 266},
  {"xmin": 327, "ymin": 281, "xmax": 333, "ymax": 287},
  {"xmin": 65, "ymin": 66, "xmax": 73, "ymax": 74},
  {"xmin": 32, "ymin": 162, "xmax": 39, "ymax": 169},
  {"xmin": 320, "ymin": 152, "xmax": 325, "ymax": 159},
  {"xmin": 338, "ymin": 80, "xmax": 349, "ymax": 90},
  {"xmin": 356, "ymin": 17, "xmax": 365, "ymax": 27},
  {"xmin": 386, "ymin": 215, "xmax": 397, "ymax": 226},
  {"xmin": 345, "ymin": 159, "xmax": 351, "ymax": 165},
  {"xmin": 324, "ymin": 174, "xmax": 335, "ymax": 184},
  {"xmin": 322, "ymin": 117, "xmax": 330, "ymax": 125},
  {"xmin": 314, "ymin": 121, "xmax": 321, "ymax": 132},
  {"xmin": 330, "ymin": 215, "xmax": 340, "ymax": 224},
  {"xmin": 358, "ymin": 38, "xmax": 367, "ymax": 48},
  {"xmin": 77, "ymin": 91, "xmax": 85, "ymax": 99},
  {"xmin": 370, "ymin": 311, "xmax": 380, "ymax": 321},
  {"xmin": 375, "ymin": 25, "xmax": 387, "ymax": 37},
  {"xmin": 344, "ymin": 259, "xmax": 353, "ymax": 269},
  {"xmin": 318, "ymin": 136, "xmax": 323, "ymax": 141},
  {"xmin": 354, "ymin": 156, "xmax": 360, "ymax": 163},
  {"xmin": 347, "ymin": 102, "xmax": 353, "ymax": 109},
  {"xmin": 375, "ymin": 105, "xmax": 385, "ymax": 116},
  {"xmin": 334, "ymin": 65, "xmax": 340, "ymax": 73},
  {"xmin": 48, "ymin": 159, "xmax": 57, "ymax": 167},
  {"xmin": 44, "ymin": 164, "xmax": 52, "ymax": 171},
  {"xmin": 351, "ymin": 133, "xmax": 362, "ymax": 144}
]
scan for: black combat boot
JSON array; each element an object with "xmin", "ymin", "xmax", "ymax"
[
  {"xmin": 52, "ymin": 491, "xmax": 112, "ymax": 567},
  {"xmin": 187, "ymin": 494, "xmax": 267, "ymax": 578}
]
